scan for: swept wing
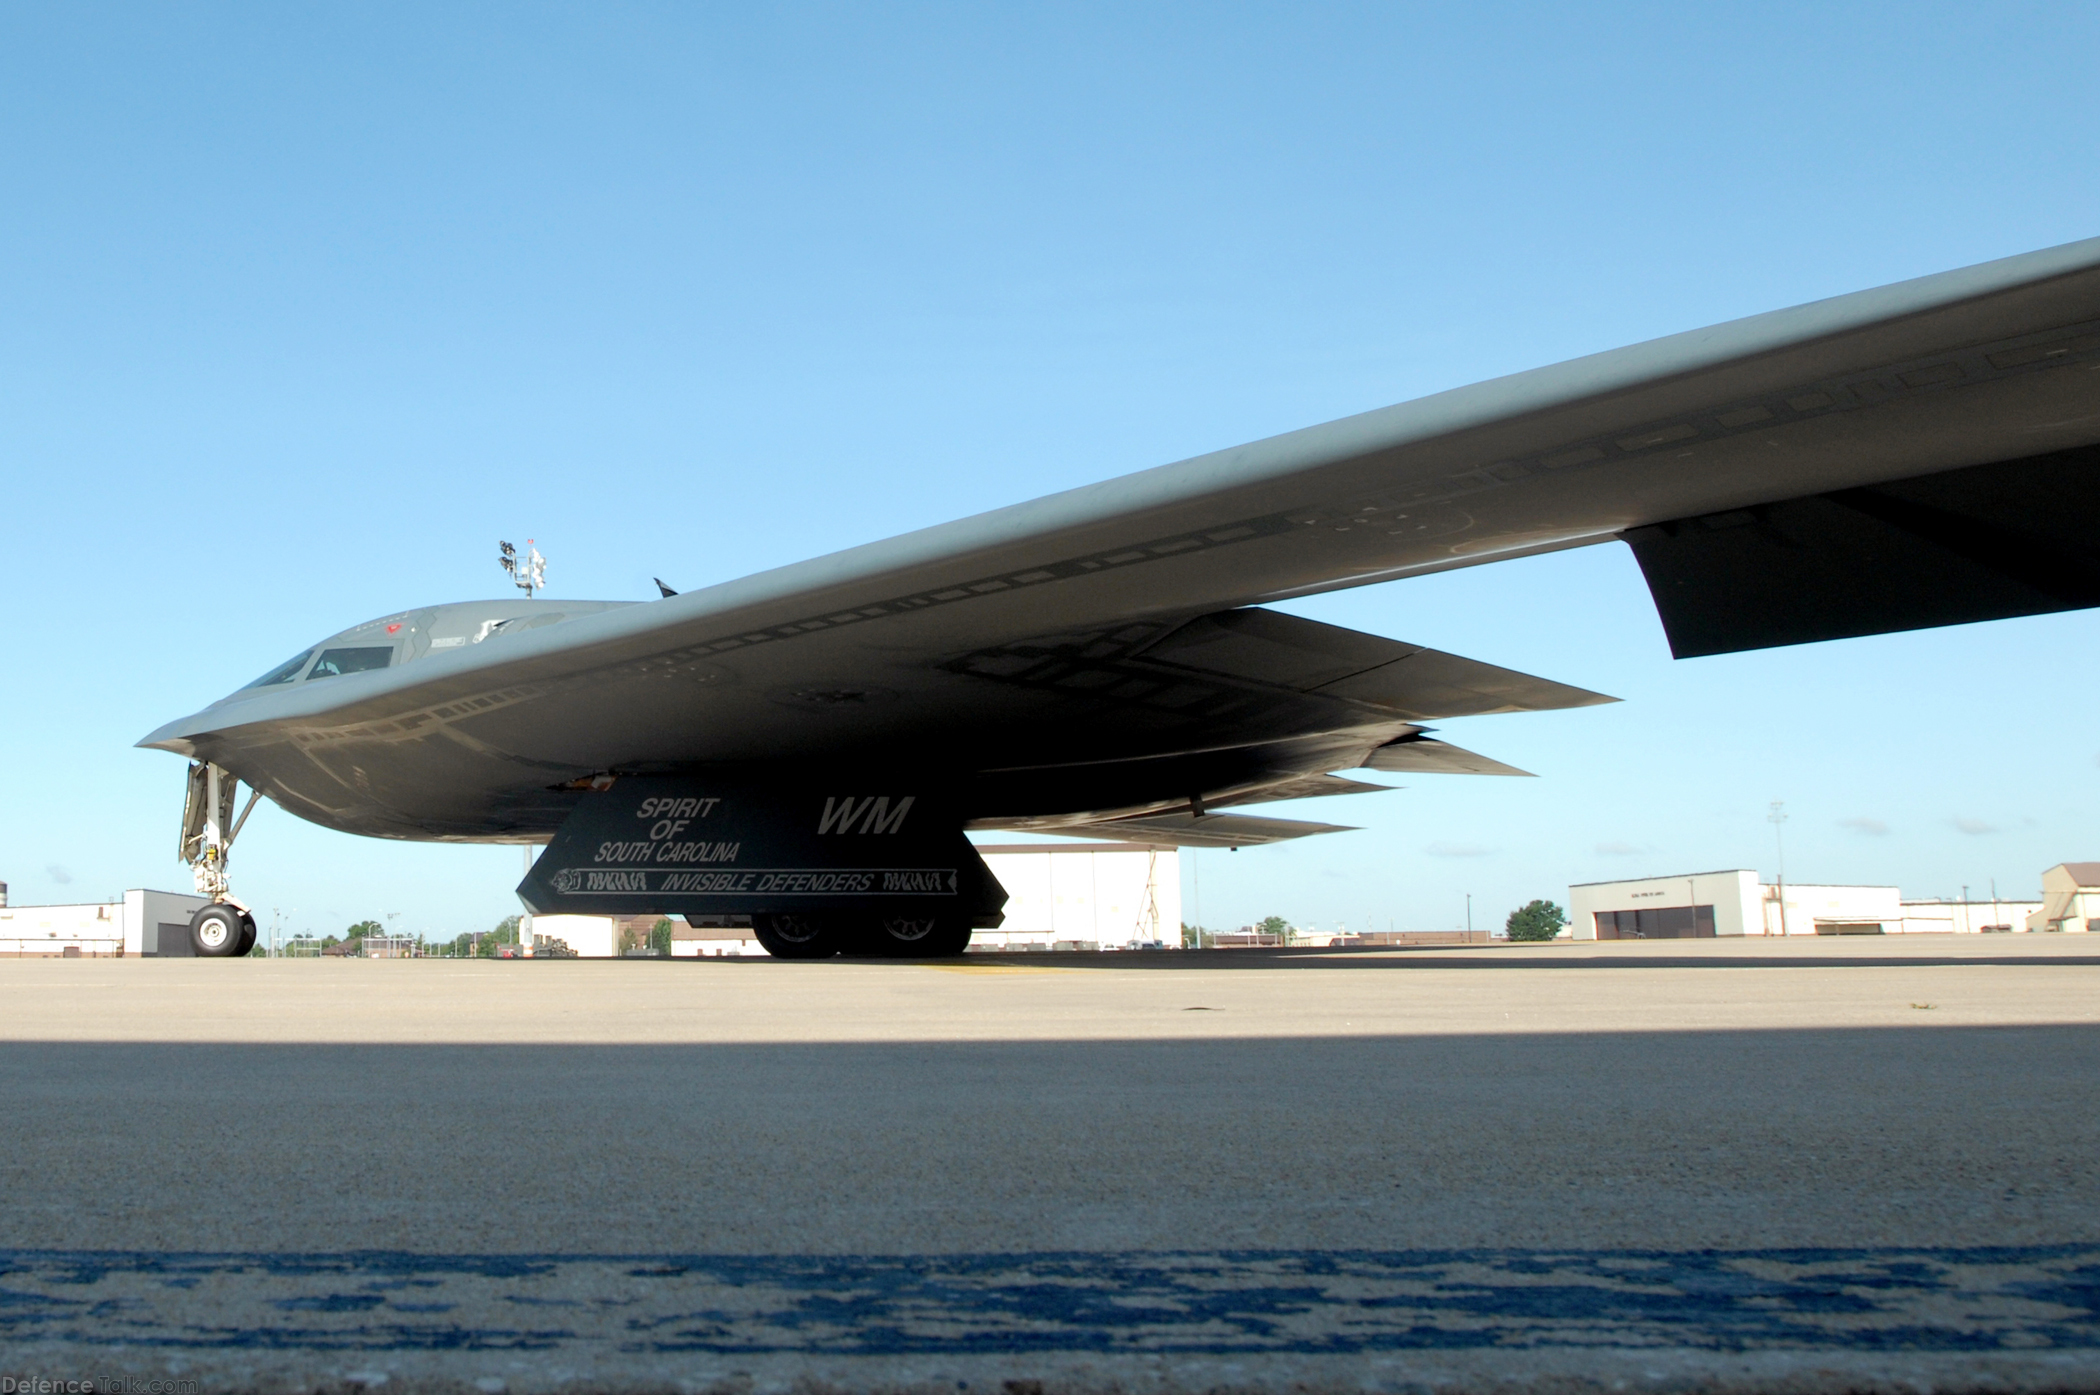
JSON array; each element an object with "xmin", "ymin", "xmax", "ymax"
[{"xmin": 141, "ymin": 237, "xmax": 2100, "ymax": 842}]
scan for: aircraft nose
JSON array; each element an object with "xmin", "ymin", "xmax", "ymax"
[{"xmin": 136, "ymin": 715, "xmax": 201, "ymax": 754}]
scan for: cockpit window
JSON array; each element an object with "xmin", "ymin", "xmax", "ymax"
[
  {"xmin": 308, "ymin": 646, "xmax": 396, "ymax": 680},
  {"xmin": 243, "ymin": 649, "xmax": 315, "ymax": 689}
]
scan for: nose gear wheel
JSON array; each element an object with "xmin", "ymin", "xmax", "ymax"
[{"xmin": 190, "ymin": 903, "xmax": 256, "ymax": 958}]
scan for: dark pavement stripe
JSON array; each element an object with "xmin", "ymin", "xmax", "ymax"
[{"xmin": 5, "ymin": 1247, "xmax": 2098, "ymax": 1357}]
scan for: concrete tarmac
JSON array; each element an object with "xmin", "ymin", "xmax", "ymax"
[{"xmin": 3, "ymin": 936, "xmax": 2098, "ymax": 1392}]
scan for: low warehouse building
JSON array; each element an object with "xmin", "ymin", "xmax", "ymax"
[
  {"xmin": 1900, "ymin": 898, "xmax": 2036, "ymax": 934},
  {"xmin": 0, "ymin": 889, "xmax": 212, "ymax": 956}
]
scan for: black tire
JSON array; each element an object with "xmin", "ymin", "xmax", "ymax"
[
  {"xmin": 859, "ymin": 915, "xmax": 974, "ymax": 958},
  {"xmin": 751, "ymin": 912, "xmax": 841, "ymax": 960},
  {"xmin": 234, "ymin": 912, "xmax": 258, "ymax": 957},
  {"xmin": 190, "ymin": 903, "xmax": 247, "ymax": 958}
]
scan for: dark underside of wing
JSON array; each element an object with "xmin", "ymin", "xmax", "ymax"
[
  {"xmin": 956, "ymin": 607, "xmax": 1593, "ymax": 843},
  {"xmin": 1080, "ymin": 811, "xmax": 1361, "ymax": 847},
  {"xmin": 1625, "ymin": 441, "xmax": 2100, "ymax": 657}
]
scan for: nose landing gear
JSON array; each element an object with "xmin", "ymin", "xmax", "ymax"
[{"xmin": 179, "ymin": 761, "xmax": 261, "ymax": 957}]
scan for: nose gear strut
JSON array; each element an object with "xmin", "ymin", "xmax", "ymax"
[{"xmin": 178, "ymin": 761, "xmax": 261, "ymax": 956}]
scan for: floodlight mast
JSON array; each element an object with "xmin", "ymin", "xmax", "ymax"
[{"xmin": 498, "ymin": 538, "xmax": 547, "ymax": 599}]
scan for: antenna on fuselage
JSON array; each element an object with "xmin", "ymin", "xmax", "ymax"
[{"xmin": 498, "ymin": 539, "xmax": 547, "ymax": 598}]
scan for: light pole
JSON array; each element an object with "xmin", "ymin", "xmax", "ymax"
[
  {"xmin": 1768, "ymin": 801, "xmax": 1788, "ymax": 936},
  {"xmin": 1190, "ymin": 848, "xmax": 1200, "ymax": 949},
  {"xmin": 499, "ymin": 539, "xmax": 547, "ymax": 598}
]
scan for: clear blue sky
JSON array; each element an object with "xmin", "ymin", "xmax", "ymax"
[{"xmin": 4, "ymin": 3, "xmax": 2097, "ymax": 941}]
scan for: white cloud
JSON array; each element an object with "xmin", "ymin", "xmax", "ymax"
[
  {"xmin": 1838, "ymin": 817, "xmax": 1889, "ymax": 836},
  {"xmin": 1593, "ymin": 840, "xmax": 1643, "ymax": 856},
  {"xmin": 45, "ymin": 864, "xmax": 72, "ymax": 885},
  {"xmin": 1951, "ymin": 818, "xmax": 1999, "ymax": 836}
]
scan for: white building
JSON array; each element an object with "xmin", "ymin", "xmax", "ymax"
[
  {"xmin": 671, "ymin": 919, "xmax": 766, "ymax": 957},
  {"xmin": 1776, "ymin": 882, "xmax": 1906, "ymax": 936},
  {"xmin": 1570, "ymin": 870, "xmax": 1764, "ymax": 939},
  {"xmin": 524, "ymin": 913, "xmax": 621, "ymax": 958},
  {"xmin": 1569, "ymin": 870, "xmax": 2042, "ymax": 939},
  {"xmin": 0, "ymin": 889, "xmax": 211, "ymax": 956},
  {"xmin": 1900, "ymin": 897, "xmax": 2040, "ymax": 934},
  {"xmin": 972, "ymin": 843, "xmax": 1180, "ymax": 950},
  {"xmin": 2026, "ymin": 863, "xmax": 2100, "ymax": 933}
]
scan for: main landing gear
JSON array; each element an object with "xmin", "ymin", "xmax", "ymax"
[
  {"xmin": 748, "ymin": 912, "xmax": 975, "ymax": 960},
  {"xmin": 178, "ymin": 761, "xmax": 260, "ymax": 958}
]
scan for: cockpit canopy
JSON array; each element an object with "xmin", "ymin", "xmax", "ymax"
[{"xmin": 235, "ymin": 599, "xmax": 636, "ymax": 694}]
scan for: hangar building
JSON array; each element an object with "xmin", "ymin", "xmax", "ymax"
[
  {"xmin": 2027, "ymin": 863, "xmax": 2100, "ymax": 933},
  {"xmin": 1569, "ymin": 870, "xmax": 2044, "ymax": 939},
  {"xmin": 972, "ymin": 843, "xmax": 1179, "ymax": 950}
]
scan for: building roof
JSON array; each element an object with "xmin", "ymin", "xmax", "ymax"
[
  {"xmin": 1568, "ymin": 869, "xmax": 1756, "ymax": 888},
  {"xmin": 2057, "ymin": 862, "xmax": 2100, "ymax": 887}
]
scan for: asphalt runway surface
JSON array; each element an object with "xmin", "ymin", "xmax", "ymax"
[{"xmin": 4, "ymin": 936, "xmax": 2099, "ymax": 1392}]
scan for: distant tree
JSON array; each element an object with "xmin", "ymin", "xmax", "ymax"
[
  {"xmin": 648, "ymin": 918, "xmax": 675, "ymax": 956},
  {"xmin": 320, "ymin": 934, "xmax": 341, "ymax": 950},
  {"xmin": 476, "ymin": 915, "xmax": 522, "ymax": 958},
  {"xmin": 1505, "ymin": 900, "xmax": 1569, "ymax": 942},
  {"xmin": 1257, "ymin": 915, "xmax": 1289, "ymax": 943}
]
